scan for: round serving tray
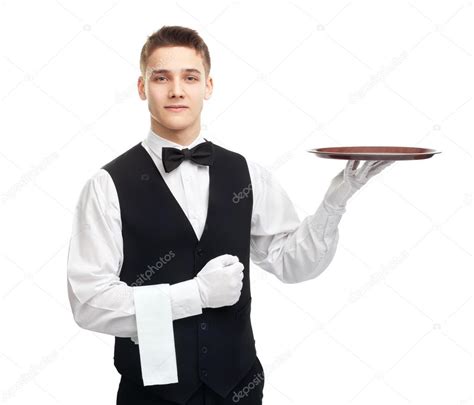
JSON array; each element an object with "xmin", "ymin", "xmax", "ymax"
[{"xmin": 307, "ymin": 146, "xmax": 441, "ymax": 160}]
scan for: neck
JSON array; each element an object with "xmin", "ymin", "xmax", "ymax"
[{"xmin": 151, "ymin": 117, "xmax": 201, "ymax": 147}]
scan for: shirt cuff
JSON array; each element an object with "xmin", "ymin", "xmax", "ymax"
[
  {"xmin": 133, "ymin": 284, "xmax": 178, "ymax": 385},
  {"xmin": 169, "ymin": 279, "xmax": 203, "ymax": 320}
]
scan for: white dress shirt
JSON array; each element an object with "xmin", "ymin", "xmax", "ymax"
[{"xmin": 66, "ymin": 128, "xmax": 345, "ymax": 384}]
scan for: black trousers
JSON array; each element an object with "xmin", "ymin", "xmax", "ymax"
[{"xmin": 117, "ymin": 356, "xmax": 265, "ymax": 405}]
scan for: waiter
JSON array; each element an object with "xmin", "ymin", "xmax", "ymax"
[{"xmin": 67, "ymin": 25, "xmax": 394, "ymax": 405}]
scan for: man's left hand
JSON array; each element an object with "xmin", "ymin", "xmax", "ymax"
[{"xmin": 323, "ymin": 159, "xmax": 395, "ymax": 211}]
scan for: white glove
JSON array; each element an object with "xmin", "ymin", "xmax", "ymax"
[
  {"xmin": 194, "ymin": 254, "xmax": 244, "ymax": 309},
  {"xmin": 130, "ymin": 254, "xmax": 244, "ymax": 345},
  {"xmin": 323, "ymin": 159, "xmax": 395, "ymax": 211}
]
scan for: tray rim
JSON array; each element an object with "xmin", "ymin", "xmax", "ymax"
[
  {"xmin": 307, "ymin": 146, "xmax": 440, "ymax": 154},
  {"xmin": 306, "ymin": 146, "xmax": 441, "ymax": 160}
]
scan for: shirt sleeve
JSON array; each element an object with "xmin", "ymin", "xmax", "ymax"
[
  {"xmin": 66, "ymin": 169, "xmax": 202, "ymax": 339},
  {"xmin": 248, "ymin": 159, "xmax": 344, "ymax": 284}
]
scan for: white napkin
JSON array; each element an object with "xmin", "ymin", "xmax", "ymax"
[{"xmin": 133, "ymin": 284, "xmax": 178, "ymax": 385}]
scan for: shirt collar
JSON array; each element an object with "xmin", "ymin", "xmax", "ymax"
[{"xmin": 145, "ymin": 128, "xmax": 206, "ymax": 160}]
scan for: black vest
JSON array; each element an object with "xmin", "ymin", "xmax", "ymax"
[{"xmin": 101, "ymin": 141, "xmax": 256, "ymax": 404}]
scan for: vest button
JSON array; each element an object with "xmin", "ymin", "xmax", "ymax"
[
  {"xmin": 197, "ymin": 248, "xmax": 204, "ymax": 256},
  {"xmin": 200, "ymin": 322, "xmax": 207, "ymax": 330},
  {"xmin": 201, "ymin": 369, "xmax": 208, "ymax": 377},
  {"xmin": 201, "ymin": 346, "xmax": 208, "ymax": 354}
]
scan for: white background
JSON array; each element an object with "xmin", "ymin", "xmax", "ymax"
[{"xmin": 0, "ymin": 0, "xmax": 472, "ymax": 404}]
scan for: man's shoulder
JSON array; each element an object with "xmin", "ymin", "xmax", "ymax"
[
  {"xmin": 210, "ymin": 141, "xmax": 273, "ymax": 182},
  {"xmin": 101, "ymin": 142, "xmax": 144, "ymax": 172},
  {"xmin": 211, "ymin": 141, "xmax": 250, "ymax": 166}
]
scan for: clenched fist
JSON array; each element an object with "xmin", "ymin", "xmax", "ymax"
[{"xmin": 194, "ymin": 254, "xmax": 244, "ymax": 308}]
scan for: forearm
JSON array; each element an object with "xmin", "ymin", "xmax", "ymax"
[
  {"xmin": 68, "ymin": 278, "xmax": 202, "ymax": 337},
  {"xmin": 252, "ymin": 200, "xmax": 343, "ymax": 284}
]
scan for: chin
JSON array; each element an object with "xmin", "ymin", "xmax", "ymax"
[{"xmin": 160, "ymin": 119, "xmax": 193, "ymax": 131}]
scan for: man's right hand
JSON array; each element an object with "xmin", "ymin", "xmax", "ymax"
[{"xmin": 194, "ymin": 254, "xmax": 244, "ymax": 309}]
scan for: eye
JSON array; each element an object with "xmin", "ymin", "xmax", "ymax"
[
  {"xmin": 153, "ymin": 76, "xmax": 166, "ymax": 81},
  {"xmin": 186, "ymin": 76, "xmax": 198, "ymax": 81}
]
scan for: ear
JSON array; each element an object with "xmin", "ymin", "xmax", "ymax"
[
  {"xmin": 204, "ymin": 75, "xmax": 213, "ymax": 100},
  {"xmin": 137, "ymin": 76, "xmax": 147, "ymax": 100}
]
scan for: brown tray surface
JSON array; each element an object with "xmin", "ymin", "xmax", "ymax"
[{"xmin": 307, "ymin": 146, "xmax": 441, "ymax": 160}]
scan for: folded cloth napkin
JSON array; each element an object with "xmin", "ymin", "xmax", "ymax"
[{"xmin": 133, "ymin": 284, "xmax": 178, "ymax": 385}]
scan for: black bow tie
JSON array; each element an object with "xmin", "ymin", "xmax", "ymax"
[{"xmin": 162, "ymin": 140, "xmax": 214, "ymax": 173}]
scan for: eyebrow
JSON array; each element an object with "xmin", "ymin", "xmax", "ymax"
[{"xmin": 150, "ymin": 68, "xmax": 201, "ymax": 76}]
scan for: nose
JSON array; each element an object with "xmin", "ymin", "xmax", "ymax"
[{"xmin": 168, "ymin": 79, "xmax": 185, "ymax": 98}]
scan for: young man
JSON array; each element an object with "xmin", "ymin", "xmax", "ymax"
[{"xmin": 67, "ymin": 25, "xmax": 394, "ymax": 405}]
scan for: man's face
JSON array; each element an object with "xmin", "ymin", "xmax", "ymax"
[{"xmin": 138, "ymin": 46, "xmax": 212, "ymax": 133}]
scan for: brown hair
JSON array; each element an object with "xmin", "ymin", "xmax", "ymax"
[{"xmin": 140, "ymin": 25, "xmax": 211, "ymax": 80}]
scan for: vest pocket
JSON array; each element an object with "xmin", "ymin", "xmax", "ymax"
[{"xmin": 235, "ymin": 297, "xmax": 252, "ymax": 318}]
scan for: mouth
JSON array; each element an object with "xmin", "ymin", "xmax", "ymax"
[{"xmin": 164, "ymin": 105, "xmax": 189, "ymax": 112}]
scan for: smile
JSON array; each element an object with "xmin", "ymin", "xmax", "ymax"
[{"xmin": 165, "ymin": 106, "xmax": 188, "ymax": 112}]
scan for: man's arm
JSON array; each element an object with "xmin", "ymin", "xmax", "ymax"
[
  {"xmin": 248, "ymin": 160, "xmax": 344, "ymax": 284},
  {"xmin": 66, "ymin": 169, "xmax": 202, "ymax": 338}
]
